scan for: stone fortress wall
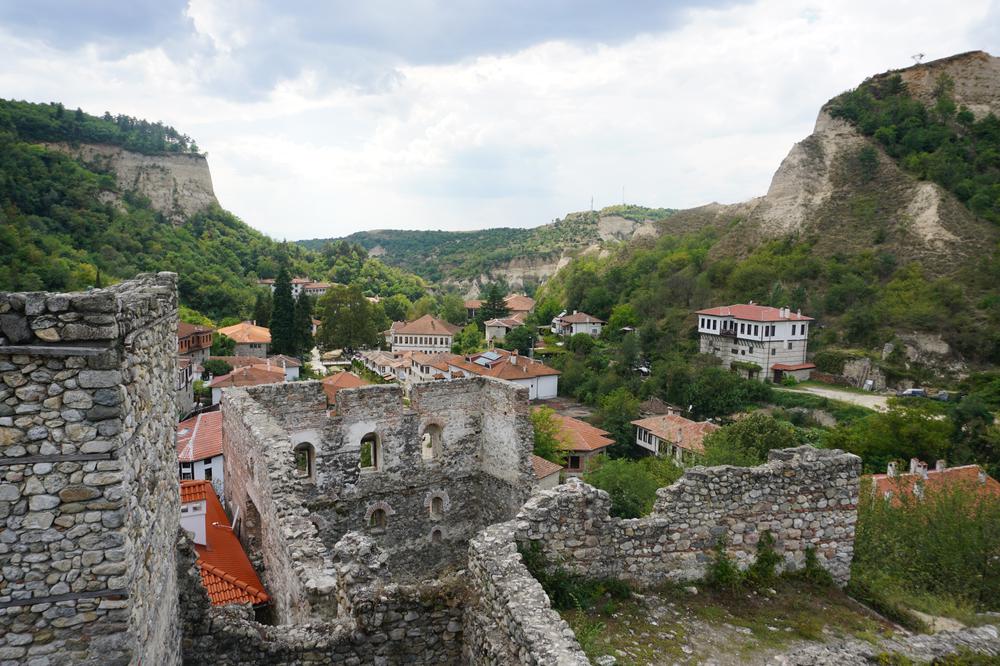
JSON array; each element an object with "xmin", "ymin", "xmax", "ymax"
[
  {"xmin": 220, "ymin": 377, "xmax": 536, "ymax": 622},
  {"xmin": 0, "ymin": 274, "xmax": 181, "ymax": 665},
  {"xmin": 463, "ymin": 447, "xmax": 862, "ymax": 663}
]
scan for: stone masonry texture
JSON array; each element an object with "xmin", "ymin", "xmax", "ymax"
[{"xmin": 0, "ymin": 273, "xmax": 180, "ymax": 665}]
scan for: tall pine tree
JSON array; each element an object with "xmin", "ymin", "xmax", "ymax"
[
  {"xmin": 476, "ymin": 283, "xmax": 510, "ymax": 328},
  {"xmin": 253, "ymin": 289, "xmax": 272, "ymax": 328},
  {"xmin": 292, "ymin": 294, "xmax": 314, "ymax": 356},
  {"xmin": 270, "ymin": 265, "xmax": 296, "ymax": 355}
]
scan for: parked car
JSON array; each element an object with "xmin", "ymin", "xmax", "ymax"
[{"xmin": 898, "ymin": 387, "xmax": 927, "ymax": 398}]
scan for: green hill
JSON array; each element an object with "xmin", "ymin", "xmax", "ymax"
[
  {"xmin": 0, "ymin": 99, "xmax": 427, "ymax": 322},
  {"xmin": 539, "ymin": 52, "xmax": 1000, "ymax": 376},
  {"xmin": 299, "ymin": 204, "xmax": 676, "ymax": 285}
]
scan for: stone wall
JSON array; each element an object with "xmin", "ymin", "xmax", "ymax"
[
  {"xmin": 462, "ymin": 447, "xmax": 860, "ymax": 665},
  {"xmin": 221, "ymin": 377, "xmax": 536, "ymax": 625},
  {"xmin": 518, "ymin": 446, "xmax": 860, "ymax": 586},
  {"xmin": 179, "ymin": 531, "xmax": 466, "ymax": 665},
  {"xmin": 0, "ymin": 273, "xmax": 181, "ymax": 664}
]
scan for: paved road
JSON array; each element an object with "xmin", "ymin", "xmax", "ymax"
[{"xmin": 777, "ymin": 385, "xmax": 889, "ymax": 411}]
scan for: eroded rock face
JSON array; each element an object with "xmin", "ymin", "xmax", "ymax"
[{"xmin": 41, "ymin": 142, "xmax": 219, "ymax": 223}]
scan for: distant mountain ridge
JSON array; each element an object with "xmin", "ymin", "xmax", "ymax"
[{"xmin": 300, "ymin": 204, "xmax": 675, "ymax": 294}]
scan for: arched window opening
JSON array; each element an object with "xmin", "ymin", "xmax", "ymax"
[
  {"xmin": 360, "ymin": 433, "xmax": 381, "ymax": 471},
  {"xmin": 421, "ymin": 424, "xmax": 443, "ymax": 461},
  {"xmin": 294, "ymin": 442, "xmax": 315, "ymax": 481},
  {"xmin": 370, "ymin": 508, "xmax": 387, "ymax": 529},
  {"xmin": 430, "ymin": 495, "xmax": 444, "ymax": 519},
  {"xmin": 431, "ymin": 528, "xmax": 443, "ymax": 545}
]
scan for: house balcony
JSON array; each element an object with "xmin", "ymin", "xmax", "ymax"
[{"xmin": 718, "ymin": 327, "xmax": 738, "ymax": 338}]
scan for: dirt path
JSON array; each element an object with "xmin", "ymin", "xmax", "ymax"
[{"xmin": 777, "ymin": 385, "xmax": 889, "ymax": 411}]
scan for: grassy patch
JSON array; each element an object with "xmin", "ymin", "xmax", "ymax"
[
  {"xmin": 560, "ymin": 579, "xmax": 892, "ymax": 664},
  {"xmin": 769, "ymin": 389, "xmax": 873, "ymax": 424}
]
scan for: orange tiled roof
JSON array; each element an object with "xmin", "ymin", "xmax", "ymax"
[
  {"xmin": 544, "ymin": 411, "xmax": 614, "ymax": 453},
  {"xmin": 176, "ymin": 411, "xmax": 223, "ymax": 463},
  {"xmin": 178, "ymin": 321, "xmax": 212, "ymax": 338},
  {"xmin": 504, "ymin": 295, "xmax": 535, "ymax": 312},
  {"xmin": 532, "ymin": 454, "xmax": 563, "ymax": 480},
  {"xmin": 217, "ymin": 321, "xmax": 271, "ymax": 344},
  {"xmin": 868, "ymin": 463, "xmax": 1000, "ymax": 503},
  {"xmin": 394, "ymin": 314, "xmax": 461, "ymax": 336},
  {"xmin": 207, "ymin": 355, "xmax": 270, "ymax": 369},
  {"xmin": 559, "ymin": 311, "xmax": 604, "ymax": 324},
  {"xmin": 207, "ymin": 365, "xmax": 284, "ymax": 389},
  {"xmin": 181, "ymin": 481, "xmax": 270, "ymax": 606},
  {"xmin": 322, "ymin": 371, "xmax": 371, "ymax": 404},
  {"xmin": 268, "ymin": 354, "xmax": 302, "ymax": 368},
  {"xmin": 631, "ymin": 414, "xmax": 720, "ymax": 454},
  {"xmin": 464, "ymin": 299, "xmax": 483, "ymax": 309},
  {"xmin": 448, "ymin": 350, "xmax": 560, "ymax": 380},
  {"xmin": 696, "ymin": 304, "xmax": 813, "ymax": 322}
]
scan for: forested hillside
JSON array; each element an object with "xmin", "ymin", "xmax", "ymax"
[
  {"xmin": 0, "ymin": 99, "xmax": 427, "ymax": 322},
  {"xmin": 539, "ymin": 54, "xmax": 1000, "ymax": 376},
  {"xmin": 300, "ymin": 204, "xmax": 675, "ymax": 284}
]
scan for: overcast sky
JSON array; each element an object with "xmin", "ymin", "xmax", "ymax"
[{"xmin": 1, "ymin": 1, "xmax": 997, "ymax": 240}]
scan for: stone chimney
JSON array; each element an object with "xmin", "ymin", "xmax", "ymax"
[
  {"xmin": 510, "ymin": 349, "xmax": 518, "ymax": 365},
  {"xmin": 909, "ymin": 458, "xmax": 921, "ymax": 474},
  {"xmin": 935, "ymin": 459, "xmax": 947, "ymax": 472},
  {"xmin": 887, "ymin": 461, "xmax": 898, "ymax": 477},
  {"xmin": 980, "ymin": 469, "xmax": 988, "ymax": 485},
  {"xmin": 917, "ymin": 461, "xmax": 928, "ymax": 480}
]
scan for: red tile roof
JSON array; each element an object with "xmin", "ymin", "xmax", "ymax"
[
  {"xmin": 505, "ymin": 295, "xmax": 536, "ymax": 312},
  {"xmin": 394, "ymin": 314, "xmax": 461, "ymax": 336},
  {"xmin": 207, "ymin": 365, "xmax": 285, "ymax": 389},
  {"xmin": 177, "ymin": 411, "xmax": 224, "ymax": 463},
  {"xmin": 771, "ymin": 363, "xmax": 816, "ymax": 371},
  {"xmin": 464, "ymin": 299, "xmax": 483, "ymax": 309},
  {"xmin": 696, "ymin": 304, "xmax": 813, "ymax": 322},
  {"xmin": 532, "ymin": 455, "xmax": 563, "ymax": 481},
  {"xmin": 451, "ymin": 349, "xmax": 561, "ymax": 380},
  {"xmin": 180, "ymin": 480, "xmax": 270, "ymax": 607},
  {"xmin": 178, "ymin": 321, "xmax": 213, "ymax": 338},
  {"xmin": 268, "ymin": 354, "xmax": 302, "ymax": 368},
  {"xmin": 868, "ymin": 463, "xmax": 1000, "ymax": 503},
  {"xmin": 543, "ymin": 411, "xmax": 614, "ymax": 453},
  {"xmin": 560, "ymin": 312, "xmax": 605, "ymax": 324},
  {"xmin": 321, "ymin": 371, "xmax": 371, "ymax": 404},
  {"xmin": 631, "ymin": 414, "xmax": 720, "ymax": 454},
  {"xmin": 217, "ymin": 321, "xmax": 271, "ymax": 344}
]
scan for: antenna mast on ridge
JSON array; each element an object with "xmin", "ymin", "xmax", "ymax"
[{"xmin": 911, "ymin": 53, "xmax": 925, "ymax": 64}]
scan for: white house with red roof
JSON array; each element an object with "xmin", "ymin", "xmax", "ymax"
[
  {"xmin": 177, "ymin": 411, "xmax": 225, "ymax": 494},
  {"xmin": 389, "ymin": 315, "xmax": 461, "ymax": 354},
  {"xmin": 631, "ymin": 413, "xmax": 720, "ymax": 466},
  {"xmin": 696, "ymin": 303, "xmax": 814, "ymax": 382},
  {"xmin": 551, "ymin": 311, "xmax": 605, "ymax": 337}
]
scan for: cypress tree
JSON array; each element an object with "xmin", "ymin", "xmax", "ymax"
[
  {"xmin": 253, "ymin": 289, "xmax": 272, "ymax": 329},
  {"xmin": 292, "ymin": 294, "xmax": 314, "ymax": 356},
  {"xmin": 270, "ymin": 265, "xmax": 296, "ymax": 355}
]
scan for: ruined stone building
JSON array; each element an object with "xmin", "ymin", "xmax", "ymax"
[{"xmin": 1, "ymin": 275, "xmax": 907, "ymax": 665}]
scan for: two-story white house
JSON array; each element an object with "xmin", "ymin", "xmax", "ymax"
[
  {"xmin": 389, "ymin": 315, "xmax": 460, "ymax": 354},
  {"xmin": 551, "ymin": 311, "xmax": 605, "ymax": 337},
  {"xmin": 696, "ymin": 304, "xmax": 814, "ymax": 382}
]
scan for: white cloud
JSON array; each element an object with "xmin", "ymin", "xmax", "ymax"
[{"xmin": 0, "ymin": 0, "xmax": 995, "ymax": 240}]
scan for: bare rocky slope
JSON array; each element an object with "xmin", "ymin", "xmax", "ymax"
[
  {"xmin": 41, "ymin": 141, "xmax": 219, "ymax": 223},
  {"xmin": 657, "ymin": 51, "xmax": 1000, "ymax": 275}
]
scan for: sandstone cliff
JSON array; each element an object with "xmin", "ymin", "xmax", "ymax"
[
  {"xmin": 657, "ymin": 51, "xmax": 999, "ymax": 274},
  {"xmin": 42, "ymin": 142, "xmax": 219, "ymax": 223}
]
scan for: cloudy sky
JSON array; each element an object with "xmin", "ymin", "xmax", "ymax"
[{"xmin": 1, "ymin": 1, "xmax": 997, "ymax": 240}]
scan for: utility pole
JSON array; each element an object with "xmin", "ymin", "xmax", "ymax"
[{"xmin": 622, "ymin": 185, "xmax": 625, "ymax": 205}]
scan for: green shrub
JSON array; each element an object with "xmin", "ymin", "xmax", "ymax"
[
  {"xmin": 746, "ymin": 531, "xmax": 781, "ymax": 585},
  {"xmin": 704, "ymin": 538, "xmax": 743, "ymax": 592},
  {"xmin": 517, "ymin": 540, "xmax": 631, "ymax": 612}
]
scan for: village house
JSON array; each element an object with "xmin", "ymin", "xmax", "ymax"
[
  {"xmin": 176, "ymin": 356, "xmax": 195, "ymax": 417},
  {"xmin": 177, "ymin": 411, "xmax": 225, "ymax": 494},
  {"xmin": 544, "ymin": 410, "xmax": 614, "ymax": 476},
  {"xmin": 532, "ymin": 455, "xmax": 563, "ymax": 490},
  {"xmin": 697, "ymin": 303, "xmax": 814, "ymax": 382},
  {"xmin": 267, "ymin": 354, "xmax": 302, "ymax": 381},
  {"xmin": 552, "ymin": 310, "xmax": 605, "ymax": 337},
  {"xmin": 389, "ymin": 314, "xmax": 460, "ymax": 353},
  {"xmin": 631, "ymin": 413, "xmax": 720, "ymax": 466},
  {"xmin": 448, "ymin": 349, "xmax": 560, "ymax": 400},
  {"xmin": 177, "ymin": 320, "xmax": 213, "ymax": 363},
  {"xmin": 217, "ymin": 321, "xmax": 272, "ymax": 358},
  {"xmin": 465, "ymin": 294, "xmax": 536, "ymax": 321},
  {"xmin": 258, "ymin": 277, "xmax": 334, "ymax": 299},
  {"xmin": 360, "ymin": 349, "xmax": 411, "ymax": 381},
  {"xmin": 868, "ymin": 458, "xmax": 1000, "ymax": 503},
  {"xmin": 321, "ymin": 370, "xmax": 371, "ymax": 409},
  {"xmin": 206, "ymin": 364, "xmax": 285, "ymax": 405},
  {"xmin": 180, "ymin": 480, "xmax": 270, "ymax": 611},
  {"xmin": 484, "ymin": 315, "xmax": 527, "ymax": 343}
]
